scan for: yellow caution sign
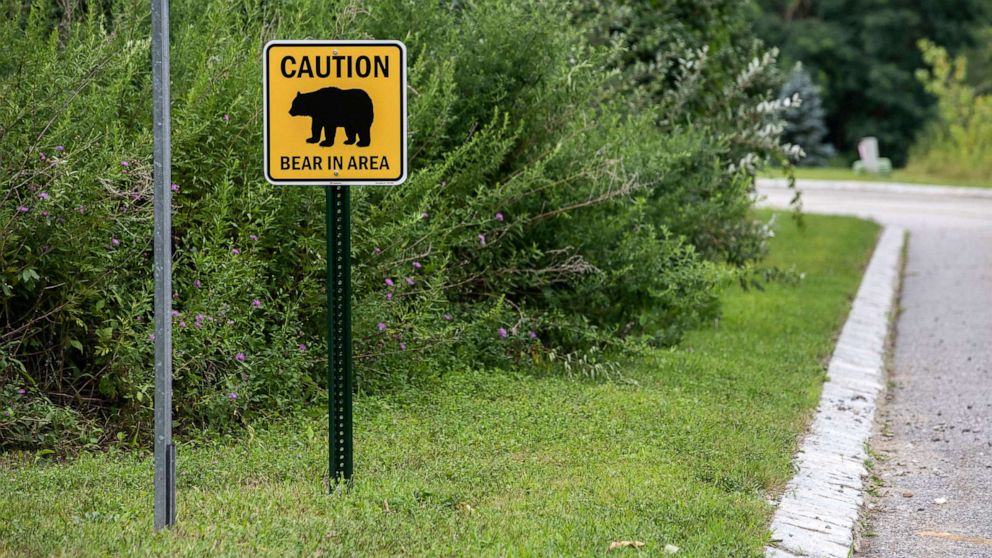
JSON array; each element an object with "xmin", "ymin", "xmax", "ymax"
[{"xmin": 263, "ymin": 40, "xmax": 407, "ymax": 185}]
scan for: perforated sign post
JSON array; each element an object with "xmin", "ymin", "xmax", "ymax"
[{"xmin": 264, "ymin": 40, "xmax": 407, "ymax": 488}]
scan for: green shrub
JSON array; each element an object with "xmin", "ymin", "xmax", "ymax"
[
  {"xmin": 908, "ymin": 40, "xmax": 992, "ymax": 182},
  {"xmin": 575, "ymin": 0, "xmax": 797, "ymax": 265},
  {"xmin": 0, "ymin": 0, "xmax": 789, "ymax": 449}
]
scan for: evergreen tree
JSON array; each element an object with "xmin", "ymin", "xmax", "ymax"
[{"xmin": 780, "ymin": 64, "xmax": 835, "ymax": 166}]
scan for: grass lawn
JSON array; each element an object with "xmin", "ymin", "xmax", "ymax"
[
  {"xmin": 763, "ymin": 166, "xmax": 992, "ymax": 189},
  {"xmin": 0, "ymin": 213, "xmax": 880, "ymax": 557}
]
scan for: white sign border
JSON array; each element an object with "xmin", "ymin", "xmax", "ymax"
[{"xmin": 263, "ymin": 39, "xmax": 408, "ymax": 186}]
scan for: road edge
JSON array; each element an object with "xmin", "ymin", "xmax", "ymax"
[
  {"xmin": 766, "ymin": 225, "xmax": 906, "ymax": 558},
  {"xmin": 759, "ymin": 177, "xmax": 992, "ymax": 199}
]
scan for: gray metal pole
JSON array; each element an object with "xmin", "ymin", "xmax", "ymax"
[{"xmin": 151, "ymin": 0, "xmax": 175, "ymax": 531}]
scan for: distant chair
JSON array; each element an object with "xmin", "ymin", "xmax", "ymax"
[{"xmin": 852, "ymin": 137, "xmax": 892, "ymax": 175}]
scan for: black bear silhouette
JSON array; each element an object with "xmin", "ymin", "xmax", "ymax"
[{"xmin": 289, "ymin": 87, "xmax": 374, "ymax": 147}]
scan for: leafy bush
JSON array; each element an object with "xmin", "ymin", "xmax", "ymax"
[
  {"xmin": 0, "ymin": 0, "xmax": 789, "ymax": 449},
  {"xmin": 575, "ymin": 0, "xmax": 798, "ymax": 265},
  {"xmin": 908, "ymin": 40, "xmax": 992, "ymax": 181}
]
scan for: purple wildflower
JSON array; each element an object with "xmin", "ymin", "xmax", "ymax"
[
  {"xmin": 120, "ymin": 161, "xmax": 129, "ymax": 167},
  {"xmin": 223, "ymin": 114, "xmax": 230, "ymax": 123},
  {"xmin": 16, "ymin": 206, "xmax": 29, "ymax": 213},
  {"xmin": 231, "ymin": 248, "xmax": 240, "ymax": 255},
  {"xmin": 372, "ymin": 246, "xmax": 382, "ymax": 256},
  {"xmin": 384, "ymin": 278, "xmax": 394, "ymax": 287},
  {"xmin": 249, "ymin": 234, "xmax": 258, "ymax": 241},
  {"xmin": 386, "ymin": 292, "xmax": 393, "ymax": 301},
  {"xmin": 443, "ymin": 313, "xmax": 453, "ymax": 321},
  {"xmin": 235, "ymin": 352, "xmax": 245, "ymax": 362},
  {"xmin": 495, "ymin": 212, "xmax": 504, "ymax": 222},
  {"xmin": 298, "ymin": 343, "xmax": 307, "ymax": 352},
  {"xmin": 413, "ymin": 261, "xmax": 423, "ymax": 270},
  {"xmin": 498, "ymin": 327, "xmax": 508, "ymax": 338},
  {"xmin": 228, "ymin": 392, "xmax": 238, "ymax": 400},
  {"xmin": 377, "ymin": 322, "xmax": 387, "ymax": 332},
  {"xmin": 421, "ymin": 212, "xmax": 429, "ymax": 220},
  {"xmin": 478, "ymin": 234, "xmax": 486, "ymax": 247},
  {"xmin": 111, "ymin": 237, "xmax": 120, "ymax": 247},
  {"xmin": 529, "ymin": 331, "xmax": 538, "ymax": 339},
  {"xmin": 170, "ymin": 309, "xmax": 180, "ymax": 317},
  {"xmin": 194, "ymin": 279, "xmax": 202, "ymax": 288},
  {"xmin": 55, "ymin": 145, "xmax": 64, "ymax": 152},
  {"xmin": 405, "ymin": 277, "xmax": 415, "ymax": 286},
  {"xmin": 38, "ymin": 192, "xmax": 49, "ymax": 200},
  {"xmin": 195, "ymin": 313, "xmax": 205, "ymax": 322},
  {"xmin": 170, "ymin": 183, "xmax": 179, "ymax": 193},
  {"xmin": 252, "ymin": 299, "xmax": 262, "ymax": 308},
  {"xmin": 17, "ymin": 388, "xmax": 26, "ymax": 395},
  {"xmin": 41, "ymin": 210, "xmax": 49, "ymax": 218},
  {"xmin": 149, "ymin": 334, "xmax": 155, "ymax": 342},
  {"xmin": 178, "ymin": 320, "xmax": 187, "ymax": 329},
  {"xmin": 399, "ymin": 342, "xmax": 407, "ymax": 351},
  {"xmin": 39, "ymin": 152, "xmax": 46, "ymax": 161}
]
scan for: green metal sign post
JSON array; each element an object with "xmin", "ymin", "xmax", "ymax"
[
  {"xmin": 326, "ymin": 185, "xmax": 353, "ymax": 486},
  {"xmin": 263, "ymin": 40, "xmax": 406, "ymax": 489}
]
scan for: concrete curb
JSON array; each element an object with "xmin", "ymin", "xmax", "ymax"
[
  {"xmin": 766, "ymin": 225, "xmax": 906, "ymax": 558},
  {"xmin": 759, "ymin": 177, "xmax": 992, "ymax": 199}
]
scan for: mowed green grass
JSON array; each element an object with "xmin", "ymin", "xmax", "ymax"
[
  {"xmin": 0, "ymin": 213, "xmax": 879, "ymax": 557},
  {"xmin": 763, "ymin": 166, "xmax": 992, "ymax": 189}
]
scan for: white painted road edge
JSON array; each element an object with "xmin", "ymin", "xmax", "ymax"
[{"xmin": 766, "ymin": 226, "xmax": 906, "ymax": 558}]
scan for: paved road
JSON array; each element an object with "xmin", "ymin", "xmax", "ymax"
[{"xmin": 757, "ymin": 179, "xmax": 992, "ymax": 557}]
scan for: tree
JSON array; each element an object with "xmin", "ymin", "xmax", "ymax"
[
  {"xmin": 753, "ymin": 0, "xmax": 989, "ymax": 166},
  {"xmin": 780, "ymin": 64, "xmax": 835, "ymax": 166}
]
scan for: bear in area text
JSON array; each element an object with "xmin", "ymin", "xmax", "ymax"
[{"xmin": 289, "ymin": 87, "xmax": 374, "ymax": 147}]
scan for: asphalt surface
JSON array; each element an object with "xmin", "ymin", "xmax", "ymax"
[{"xmin": 757, "ymin": 179, "xmax": 992, "ymax": 557}]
